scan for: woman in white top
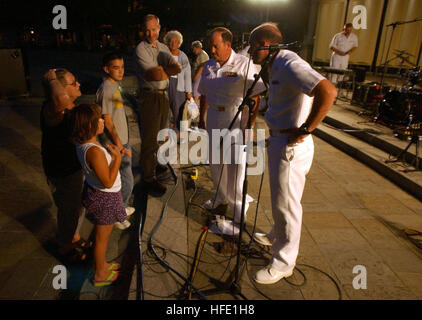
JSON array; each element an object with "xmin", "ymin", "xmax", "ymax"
[
  {"xmin": 70, "ymin": 104, "xmax": 126, "ymax": 287},
  {"xmin": 164, "ymin": 30, "xmax": 192, "ymax": 130}
]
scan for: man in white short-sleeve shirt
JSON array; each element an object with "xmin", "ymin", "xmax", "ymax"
[
  {"xmin": 134, "ymin": 14, "xmax": 181, "ymax": 195},
  {"xmin": 198, "ymin": 27, "xmax": 266, "ymax": 236},
  {"xmin": 249, "ymin": 23, "xmax": 337, "ymax": 284},
  {"xmin": 329, "ymin": 23, "xmax": 358, "ymax": 83}
]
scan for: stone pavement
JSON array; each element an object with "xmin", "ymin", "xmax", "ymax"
[
  {"xmin": 315, "ymin": 100, "xmax": 422, "ymax": 201},
  {"xmin": 0, "ymin": 90, "xmax": 421, "ymax": 300},
  {"xmin": 125, "ymin": 114, "xmax": 422, "ymax": 300}
]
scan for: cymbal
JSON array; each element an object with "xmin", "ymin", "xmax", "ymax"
[
  {"xmin": 401, "ymin": 56, "xmax": 417, "ymax": 66},
  {"xmin": 394, "ymin": 49, "xmax": 415, "ymax": 57}
]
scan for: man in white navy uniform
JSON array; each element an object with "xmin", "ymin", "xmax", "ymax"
[
  {"xmin": 198, "ymin": 27, "xmax": 266, "ymax": 236},
  {"xmin": 249, "ymin": 23, "xmax": 337, "ymax": 284},
  {"xmin": 329, "ymin": 23, "xmax": 358, "ymax": 84}
]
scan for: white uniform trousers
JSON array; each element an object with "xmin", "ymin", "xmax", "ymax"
[
  {"xmin": 265, "ymin": 133, "xmax": 314, "ymax": 272},
  {"xmin": 329, "ymin": 53, "xmax": 349, "ymax": 84},
  {"xmin": 206, "ymin": 106, "xmax": 251, "ymax": 223}
]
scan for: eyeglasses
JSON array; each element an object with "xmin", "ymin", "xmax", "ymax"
[{"xmin": 65, "ymin": 79, "xmax": 79, "ymax": 87}]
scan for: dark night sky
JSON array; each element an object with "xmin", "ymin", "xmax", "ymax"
[{"xmin": 0, "ymin": 0, "xmax": 313, "ymax": 49}]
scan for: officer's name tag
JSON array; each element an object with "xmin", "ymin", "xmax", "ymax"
[{"xmin": 224, "ymin": 72, "xmax": 238, "ymax": 77}]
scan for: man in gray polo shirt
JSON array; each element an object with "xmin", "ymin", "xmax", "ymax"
[{"xmin": 135, "ymin": 14, "xmax": 181, "ymax": 195}]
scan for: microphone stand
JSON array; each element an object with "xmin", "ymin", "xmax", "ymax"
[
  {"xmin": 380, "ymin": 18, "xmax": 422, "ymax": 88},
  {"xmin": 202, "ymin": 49, "xmax": 277, "ymax": 298}
]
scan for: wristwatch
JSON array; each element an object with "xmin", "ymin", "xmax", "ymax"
[{"xmin": 299, "ymin": 123, "xmax": 312, "ymax": 135}]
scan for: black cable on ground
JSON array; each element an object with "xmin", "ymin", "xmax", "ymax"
[
  {"xmin": 180, "ymin": 155, "xmax": 344, "ymax": 300},
  {"xmin": 137, "ymin": 211, "xmax": 145, "ymax": 300},
  {"xmin": 182, "ymin": 158, "xmax": 264, "ymax": 297},
  {"xmin": 245, "ymin": 259, "xmax": 331, "ymax": 300},
  {"xmin": 180, "ymin": 164, "xmax": 240, "ymax": 293},
  {"xmin": 235, "ymin": 167, "xmax": 265, "ymax": 283},
  {"xmin": 180, "ymin": 165, "xmax": 238, "ymax": 298},
  {"xmin": 183, "ymin": 155, "xmax": 266, "ymax": 295},
  {"xmin": 166, "ymin": 244, "xmax": 236, "ymax": 265},
  {"xmin": 297, "ymin": 263, "xmax": 343, "ymax": 300},
  {"xmin": 151, "ymin": 242, "xmax": 236, "ymax": 266},
  {"xmin": 201, "ymin": 159, "xmax": 342, "ymax": 300},
  {"xmin": 243, "ymin": 242, "xmax": 342, "ymax": 300},
  {"xmin": 146, "ymin": 164, "xmax": 208, "ymax": 300}
]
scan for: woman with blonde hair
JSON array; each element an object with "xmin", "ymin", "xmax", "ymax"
[{"xmin": 41, "ymin": 68, "xmax": 90, "ymax": 263}]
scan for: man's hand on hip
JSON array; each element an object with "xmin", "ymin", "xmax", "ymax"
[{"xmin": 288, "ymin": 128, "xmax": 309, "ymax": 145}]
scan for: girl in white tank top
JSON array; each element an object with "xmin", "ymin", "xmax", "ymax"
[
  {"xmin": 76, "ymin": 142, "xmax": 121, "ymax": 192},
  {"xmin": 70, "ymin": 104, "xmax": 125, "ymax": 287}
]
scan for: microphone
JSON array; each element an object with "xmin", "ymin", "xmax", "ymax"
[{"xmin": 257, "ymin": 41, "xmax": 300, "ymax": 51}]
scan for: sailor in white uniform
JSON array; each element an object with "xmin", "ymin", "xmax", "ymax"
[
  {"xmin": 248, "ymin": 22, "xmax": 337, "ymax": 284},
  {"xmin": 198, "ymin": 27, "xmax": 266, "ymax": 236},
  {"xmin": 329, "ymin": 23, "xmax": 358, "ymax": 84}
]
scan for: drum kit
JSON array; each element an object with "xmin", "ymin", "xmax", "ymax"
[
  {"xmin": 371, "ymin": 17, "xmax": 422, "ymax": 171},
  {"xmin": 376, "ymin": 50, "xmax": 422, "ymax": 172},
  {"xmin": 377, "ymin": 50, "xmax": 422, "ymax": 128}
]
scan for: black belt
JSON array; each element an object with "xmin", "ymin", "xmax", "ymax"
[{"xmin": 269, "ymin": 129, "xmax": 295, "ymax": 136}]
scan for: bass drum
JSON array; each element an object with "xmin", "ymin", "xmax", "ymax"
[
  {"xmin": 379, "ymin": 90, "xmax": 411, "ymax": 125},
  {"xmin": 380, "ymin": 90, "xmax": 422, "ymax": 125},
  {"xmin": 409, "ymin": 89, "xmax": 422, "ymax": 123}
]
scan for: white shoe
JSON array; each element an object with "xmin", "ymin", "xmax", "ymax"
[
  {"xmin": 125, "ymin": 207, "xmax": 135, "ymax": 217},
  {"xmin": 246, "ymin": 194, "xmax": 254, "ymax": 204},
  {"xmin": 203, "ymin": 198, "xmax": 228, "ymax": 210},
  {"xmin": 115, "ymin": 220, "xmax": 131, "ymax": 230},
  {"xmin": 253, "ymin": 233, "xmax": 272, "ymax": 246},
  {"xmin": 254, "ymin": 265, "xmax": 293, "ymax": 284},
  {"xmin": 209, "ymin": 216, "xmax": 239, "ymax": 236}
]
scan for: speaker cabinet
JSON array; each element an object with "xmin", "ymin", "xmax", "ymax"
[{"xmin": 0, "ymin": 49, "xmax": 28, "ymax": 97}]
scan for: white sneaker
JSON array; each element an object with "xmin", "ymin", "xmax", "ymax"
[
  {"xmin": 254, "ymin": 265, "xmax": 294, "ymax": 285},
  {"xmin": 209, "ymin": 216, "xmax": 239, "ymax": 236},
  {"xmin": 115, "ymin": 220, "xmax": 131, "ymax": 230},
  {"xmin": 125, "ymin": 207, "xmax": 135, "ymax": 217},
  {"xmin": 203, "ymin": 198, "xmax": 228, "ymax": 210},
  {"xmin": 253, "ymin": 233, "xmax": 272, "ymax": 246}
]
